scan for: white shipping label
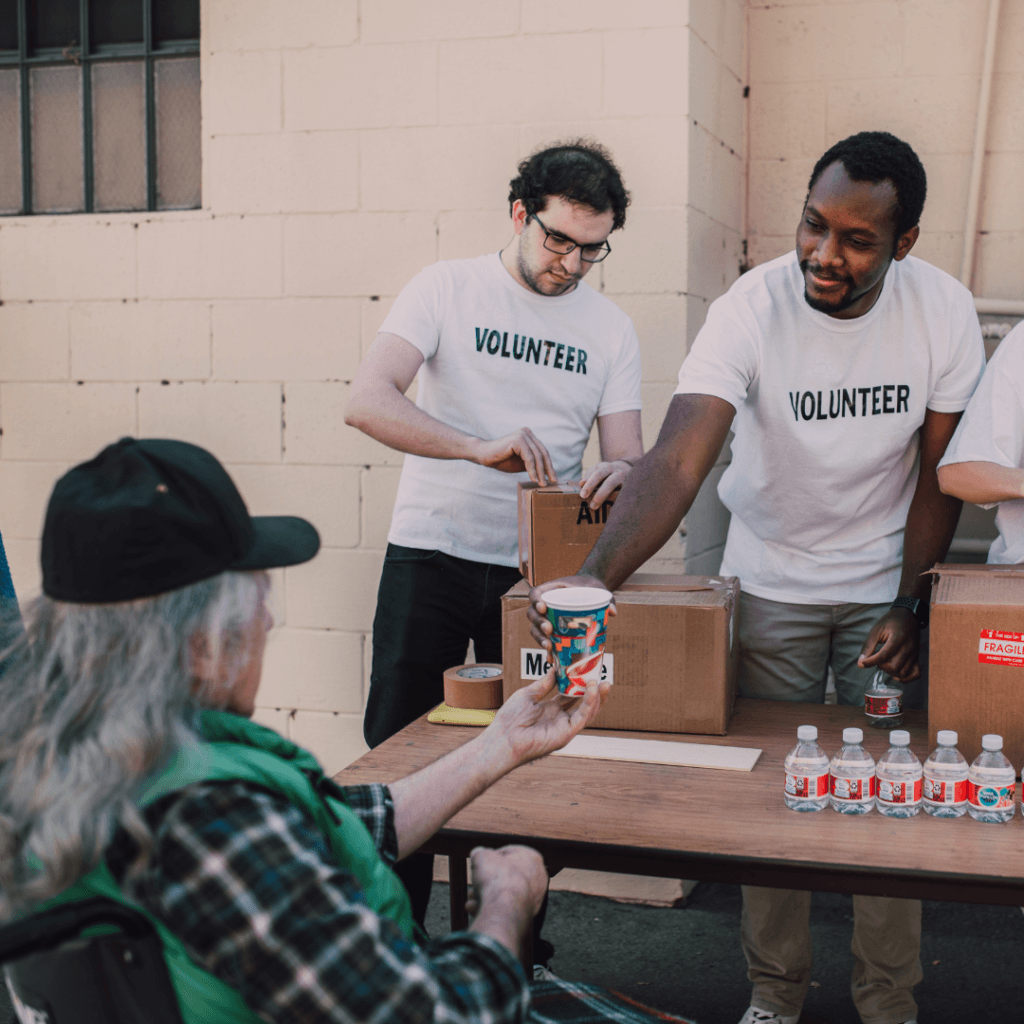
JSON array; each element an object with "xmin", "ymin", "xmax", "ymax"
[{"xmin": 520, "ymin": 648, "xmax": 614, "ymax": 684}]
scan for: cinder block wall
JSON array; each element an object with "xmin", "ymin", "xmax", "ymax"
[
  {"xmin": 746, "ymin": 0, "xmax": 1024, "ymax": 298},
  {"xmin": 0, "ymin": 0, "xmax": 747, "ymax": 773}
]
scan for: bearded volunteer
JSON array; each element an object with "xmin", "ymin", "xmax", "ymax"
[
  {"xmin": 345, "ymin": 141, "xmax": 644, "ymax": 929},
  {"xmin": 528, "ymin": 132, "xmax": 985, "ymax": 1024},
  {"xmin": 938, "ymin": 320, "xmax": 1024, "ymax": 564}
]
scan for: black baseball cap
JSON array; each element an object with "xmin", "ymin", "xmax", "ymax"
[{"xmin": 42, "ymin": 437, "xmax": 321, "ymax": 603}]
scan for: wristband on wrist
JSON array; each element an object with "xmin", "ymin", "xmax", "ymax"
[{"xmin": 891, "ymin": 595, "xmax": 928, "ymax": 630}]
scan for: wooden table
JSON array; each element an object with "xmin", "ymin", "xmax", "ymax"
[{"xmin": 336, "ymin": 698, "xmax": 1024, "ymax": 930}]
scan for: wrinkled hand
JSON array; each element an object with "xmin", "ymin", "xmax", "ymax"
[
  {"xmin": 466, "ymin": 845, "xmax": 547, "ymax": 923},
  {"xmin": 526, "ymin": 575, "xmax": 616, "ymax": 650},
  {"xmin": 482, "ymin": 669, "xmax": 610, "ymax": 770},
  {"xmin": 579, "ymin": 460, "xmax": 631, "ymax": 508},
  {"xmin": 473, "ymin": 428, "xmax": 556, "ymax": 485},
  {"xmin": 857, "ymin": 608, "xmax": 920, "ymax": 681}
]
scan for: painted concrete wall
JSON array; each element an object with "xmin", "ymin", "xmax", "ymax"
[
  {"xmin": 0, "ymin": 0, "xmax": 746, "ymax": 773},
  {"xmin": 745, "ymin": 0, "xmax": 1024, "ymax": 300}
]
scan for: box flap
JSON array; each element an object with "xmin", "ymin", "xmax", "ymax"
[
  {"xmin": 925, "ymin": 562, "xmax": 1024, "ymax": 579},
  {"xmin": 929, "ymin": 562, "xmax": 1024, "ymax": 607},
  {"xmin": 619, "ymin": 572, "xmax": 732, "ymax": 593}
]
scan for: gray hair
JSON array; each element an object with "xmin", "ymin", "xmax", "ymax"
[{"xmin": 0, "ymin": 570, "xmax": 265, "ymax": 919}]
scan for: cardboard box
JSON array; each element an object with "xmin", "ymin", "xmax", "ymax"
[
  {"xmin": 501, "ymin": 572, "xmax": 739, "ymax": 734},
  {"xmin": 518, "ymin": 482, "xmax": 618, "ymax": 586},
  {"xmin": 928, "ymin": 563, "xmax": 1024, "ymax": 769}
]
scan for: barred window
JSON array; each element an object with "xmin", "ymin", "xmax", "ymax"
[{"xmin": 0, "ymin": 0, "xmax": 200, "ymax": 215}]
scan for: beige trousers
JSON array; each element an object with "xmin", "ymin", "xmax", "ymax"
[{"xmin": 738, "ymin": 592, "xmax": 923, "ymax": 1024}]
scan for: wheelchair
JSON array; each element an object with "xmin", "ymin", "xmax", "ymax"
[{"xmin": 0, "ymin": 897, "xmax": 183, "ymax": 1024}]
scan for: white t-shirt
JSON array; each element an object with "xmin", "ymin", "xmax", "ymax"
[
  {"xmin": 381, "ymin": 253, "xmax": 642, "ymax": 566},
  {"xmin": 675, "ymin": 250, "xmax": 985, "ymax": 604},
  {"xmin": 939, "ymin": 321, "xmax": 1024, "ymax": 565}
]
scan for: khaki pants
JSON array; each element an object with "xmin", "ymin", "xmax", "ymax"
[{"xmin": 738, "ymin": 592, "xmax": 923, "ymax": 1024}]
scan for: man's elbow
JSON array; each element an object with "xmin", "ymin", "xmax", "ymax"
[
  {"xmin": 343, "ymin": 395, "xmax": 373, "ymax": 432},
  {"xmin": 936, "ymin": 464, "xmax": 963, "ymax": 499}
]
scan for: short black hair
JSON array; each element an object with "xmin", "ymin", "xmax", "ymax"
[
  {"xmin": 807, "ymin": 132, "xmax": 927, "ymax": 239},
  {"xmin": 508, "ymin": 139, "xmax": 630, "ymax": 231}
]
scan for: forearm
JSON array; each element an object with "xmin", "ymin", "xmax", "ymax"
[
  {"xmin": 468, "ymin": 889, "xmax": 534, "ymax": 958},
  {"xmin": 389, "ymin": 732, "xmax": 513, "ymax": 860},
  {"xmin": 938, "ymin": 461, "xmax": 1024, "ymax": 505},
  {"xmin": 898, "ymin": 484, "xmax": 963, "ymax": 601},
  {"xmin": 345, "ymin": 382, "xmax": 484, "ymax": 462}
]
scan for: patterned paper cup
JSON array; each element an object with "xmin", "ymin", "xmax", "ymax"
[{"xmin": 542, "ymin": 586, "xmax": 613, "ymax": 696}]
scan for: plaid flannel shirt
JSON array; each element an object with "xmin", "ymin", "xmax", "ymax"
[{"xmin": 107, "ymin": 780, "xmax": 530, "ymax": 1024}]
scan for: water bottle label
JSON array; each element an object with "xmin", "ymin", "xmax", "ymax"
[
  {"xmin": 968, "ymin": 781, "xmax": 1015, "ymax": 810},
  {"xmin": 864, "ymin": 693, "xmax": 902, "ymax": 717},
  {"xmin": 924, "ymin": 777, "xmax": 967, "ymax": 804},
  {"xmin": 877, "ymin": 777, "xmax": 922, "ymax": 805},
  {"xmin": 786, "ymin": 772, "xmax": 829, "ymax": 798},
  {"xmin": 830, "ymin": 775, "xmax": 875, "ymax": 801}
]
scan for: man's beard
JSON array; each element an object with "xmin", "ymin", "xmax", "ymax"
[
  {"xmin": 799, "ymin": 260, "xmax": 859, "ymax": 314},
  {"xmin": 516, "ymin": 251, "xmax": 578, "ymax": 296}
]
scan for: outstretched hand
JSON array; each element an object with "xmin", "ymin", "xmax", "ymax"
[{"xmin": 481, "ymin": 668, "xmax": 610, "ymax": 771}]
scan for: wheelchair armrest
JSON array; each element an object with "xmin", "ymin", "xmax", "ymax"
[{"xmin": 0, "ymin": 897, "xmax": 155, "ymax": 963}]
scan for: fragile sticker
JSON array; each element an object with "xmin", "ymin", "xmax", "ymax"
[{"xmin": 978, "ymin": 629, "xmax": 1024, "ymax": 667}]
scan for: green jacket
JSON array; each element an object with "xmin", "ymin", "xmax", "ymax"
[{"xmin": 41, "ymin": 711, "xmax": 414, "ymax": 1024}]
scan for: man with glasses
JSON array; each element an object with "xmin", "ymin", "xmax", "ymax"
[{"xmin": 345, "ymin": 140, "xmax": 643, "ymax": 938}]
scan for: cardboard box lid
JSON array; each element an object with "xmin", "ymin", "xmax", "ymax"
[
  {"xmin": 503, "ymin": 572, "xmax": 737, "ymax": 608},
  {"xmin": 927, "ymin": 562, "xmax": 1024, "ymax": 607}
]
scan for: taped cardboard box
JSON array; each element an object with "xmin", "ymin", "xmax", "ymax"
[
  {"xmin": 927, "ymin": 563, "xmax": 1024, "ymax": 769},
  {"xmin": 501, "ymin": 572, "xmax": 739, "ymax": 735},
  {"xmin": 518, "ymin": 482, "xmax": 618, "ymax": 586}
]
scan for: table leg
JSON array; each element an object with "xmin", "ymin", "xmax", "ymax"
[{"xmin": 449, "ymin": 855, "xmax": 469, "ymax": 932}]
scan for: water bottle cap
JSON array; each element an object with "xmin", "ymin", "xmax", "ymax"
[
  {"xmin": 936, "ymin": 730, "xmax": 958, "ymax": 746},
  {"xmin": 797, "ymin": 725, "xmax": 818, "ymax": 741},
  {"xmin": 843, "ymin": 727, "xmax": 863, "ymax": 744},
  {"xmin": 889, "ymin": 730, "xmax": 911, "ymax": 746},
  {"xmin": 982, "ymin": 733, "xmax": 1003, "ymax": 751}
]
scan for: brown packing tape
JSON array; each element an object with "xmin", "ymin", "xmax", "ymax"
[{"xmin": 443, "ymin": 663, "xmax": 504, "ymax": 710}]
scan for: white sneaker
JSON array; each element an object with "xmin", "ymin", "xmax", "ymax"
[
  {"xmin": 737, "ymin": 1008, "xmax": 800, "ymax": 1024},
  {"xmin": 533, "ymin": 964, "xmax": 559, "ymax": 981}
]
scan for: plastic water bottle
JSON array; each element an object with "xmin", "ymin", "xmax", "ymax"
[
  {"xmin": 829, "ymin": 727, "xmax": 875, "ymax": 814},
  {"xmin": 875, "ymin": 730, "xmax": 921, "ymax": 817},
  {"xmin": 784, "ymin": 725, "xmax": 829, "ymax": 812},
  {"xmin": 967, "ymin": 735, "xmax": 1016, "ymax": 823},
  {"xmin": 923, "ymin": 730, "xmax": 968, "ymax": 818},
  {"xmin": 864, "ymin": 670, "xmax": 903, "ymax": 729}
]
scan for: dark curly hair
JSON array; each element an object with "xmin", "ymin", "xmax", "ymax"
[
  {"xmin": 508, "ymin": 139, "xmax": 630, "ymax": 231},
  {"xmin": 807, "ymin": 132, "xmax": 927, "ymax": 240}
]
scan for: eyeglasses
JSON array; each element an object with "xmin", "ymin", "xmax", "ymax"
[{"xmin": 530, "ymin": 214, "xmax": 612, "ymax": 263}]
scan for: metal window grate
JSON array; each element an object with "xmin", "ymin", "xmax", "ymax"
[{"xmin": 0, "ymin": 0, "xmax": 199, "ymax": 215}]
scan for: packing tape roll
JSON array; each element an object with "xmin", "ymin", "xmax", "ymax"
[{"xmin": 443, "ymin": 663, "xmax": 504, "ymax": 710}]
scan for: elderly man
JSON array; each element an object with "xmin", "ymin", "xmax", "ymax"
[
  {"xmin": 346, "ymin": 139, "xmax": 644, "ymax": 927},
  {"xmin": 0, "ymin": 436, "xmax": 701, "ymax": 1024},
  {"xmin": 529, "ymin": 132, "xmax": 986, "ymax": 1024}
]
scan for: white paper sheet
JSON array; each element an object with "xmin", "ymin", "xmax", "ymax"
[{"xmin": 550, "ymin": 734, "xmax": 762, "ymax": 772}]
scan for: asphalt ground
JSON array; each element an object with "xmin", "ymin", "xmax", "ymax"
[
  {"xmin": 428, "ymin": 881, "xmax": 1023, "ymax": 1024},
  {"xmin": 0, "ymin": 880, "xmax": 1019, "ymax": 1023}
]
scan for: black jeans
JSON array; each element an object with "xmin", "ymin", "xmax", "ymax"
[
  {"xmin": 365, "ymin": 545, "xmax": 527, "ymax": 934},
  {"xmin": 365, "ymin": 544, "xmax": 523, "ymax": 747}
]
